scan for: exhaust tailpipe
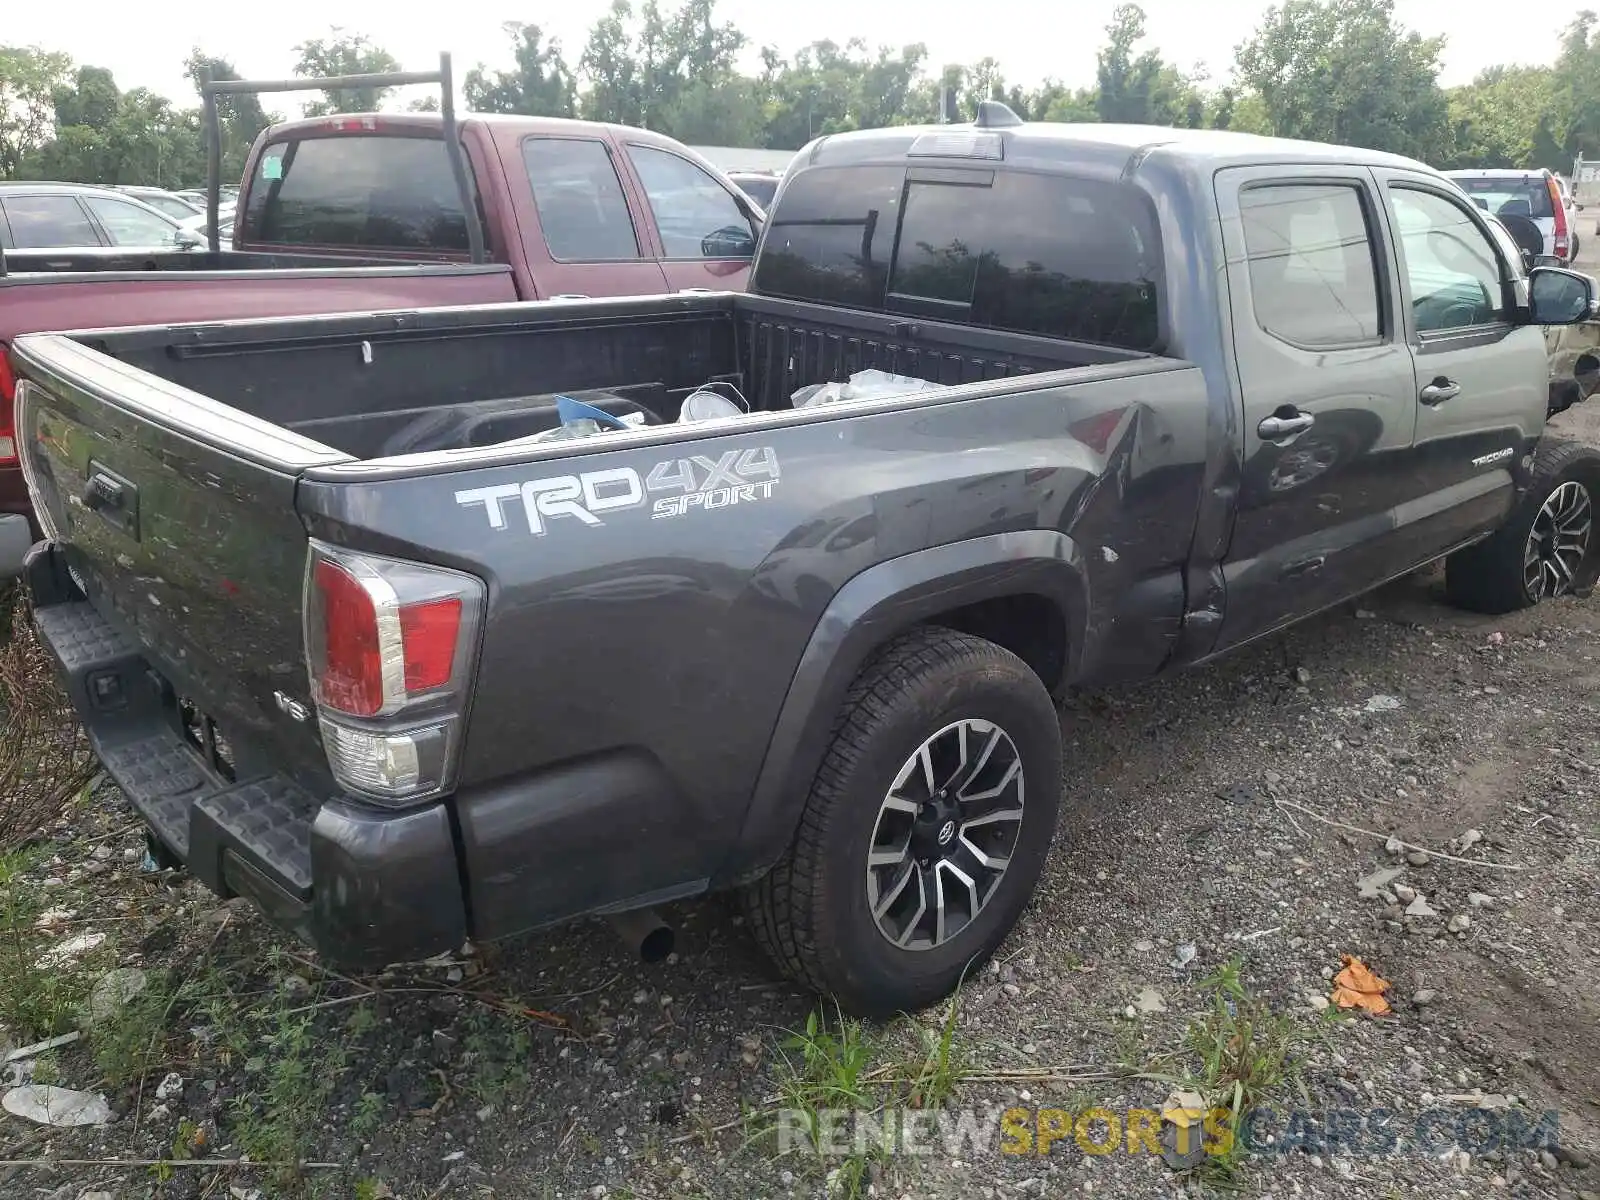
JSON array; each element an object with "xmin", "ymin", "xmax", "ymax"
[{"xmin": 607, "ymin": 907, "xmax": 675, "ymax": 964}]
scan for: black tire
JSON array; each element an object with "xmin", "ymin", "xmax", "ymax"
[
  {"xmin": 742, "ymin": 626, "xmax": 1062, "ymax": 1017},
  {"xmin": 1445, "ymin": 439, "xmax": 1600, "ymax": 614}
]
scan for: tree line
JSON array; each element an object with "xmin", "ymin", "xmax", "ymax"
[{"xmin": 3, "ymin": 0, "xmax": 1600, "ymax": 191}]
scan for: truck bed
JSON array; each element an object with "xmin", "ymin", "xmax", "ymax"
[
  {"xmin": 63, "ymin": 292, "xmax": 1141, "ymax": 461},
  {"xmin": 11, "ymin": 293, "xmax": 1203, "ymax": 963}
]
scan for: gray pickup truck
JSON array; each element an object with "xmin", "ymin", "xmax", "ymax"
[{"xmin": 13, "ymin": 109, "xmax": 1600, "ymax": 1016}]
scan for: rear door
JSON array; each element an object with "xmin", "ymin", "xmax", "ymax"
[
  {"xmin": 1212, "ymin": 167, "xmax": 1421, "ymax": 650},
  {"xmin": 1372, "ymin": 169, "xmax": 1548, "ymax": 555},
  {"xmin": 511, "ymin": 135, "xmax": 670, "ymax": 299},
  {"xmin": 623, "ymin": 142, "xmax": 757, "ymax": 293}
]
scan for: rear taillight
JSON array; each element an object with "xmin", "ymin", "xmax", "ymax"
[
  {"xmin": 304, "ymin": 541, "xmax": 484, "ymax": 806},
  {"xmin": 1549, "ymin": 175, "xmax": 1570, "ymax": 259},
  {"xmin": 0, "ymin": 347, "xmax": 16, "ymax": 466}
]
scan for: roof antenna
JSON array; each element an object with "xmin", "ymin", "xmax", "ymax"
[{"xmin": 975, "ymin": 100, "xmax": 1023, "ymax": 129}]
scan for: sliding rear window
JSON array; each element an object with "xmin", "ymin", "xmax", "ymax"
[
  {"xmin": 754, "ymin": 164, "xmax": 1161, "ymax": 350},
  {"xmin": 241, "ymin": 133, "xmax": 473, "ymax": 252}
]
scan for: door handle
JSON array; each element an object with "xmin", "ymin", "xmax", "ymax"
[
  {"xmin": 1420, "ymin": 378, "xmax": 1460, "ymax": 405},
  {"xmin": 1257, "ymin": 411, "xmax": 1315, "ymax": 440},
  {"xmin": 546, "ymin": 293, "xmax": 590, "ymax": 301}
]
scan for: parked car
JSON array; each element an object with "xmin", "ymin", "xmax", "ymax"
[
  {"xmin": 1445, "ymin": 167, "xmax": 1578, "ymax": 264},
  {"xmin": 728, "ymin": 170, "xmax": 780, "ymax": 209},
  {"xmin": 112, "ymin": 185, "xmax": 204, "ymax": 221},
  {"xmin": 15, "ymin": 112, "xmax": 1600, "ymax": 1016},
  {"xmin": 0, "ymin": 110, "xmax": 766, "ymax": 578},
  {"xmin": 0, "ymin": 183, "xmax": 203, "ymax": 254},
  {"xmin": 178, "ymin": 201, "xmax": 237, "ymax": 242}
]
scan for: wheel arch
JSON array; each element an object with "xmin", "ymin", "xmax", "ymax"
[{"xmin": 720, "ymin": 530, "xmax": 1087, "ymax": 886}]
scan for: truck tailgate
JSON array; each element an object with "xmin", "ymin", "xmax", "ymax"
[{"xmin": 13, "ymin": 331, "xmax": 353, "ymax": 854}]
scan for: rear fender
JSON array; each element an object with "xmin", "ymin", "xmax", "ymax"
[{"xmin": 720, "ymin": 530, "xmax": 1086, "ymax": 884}]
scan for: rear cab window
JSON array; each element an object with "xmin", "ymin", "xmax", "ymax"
[
  {"xmin": 1449, "ymin": 174, "xmax": 1555, "ymax": 221},
  {"xmin": 753, "ymin": 165, "xmax": 1161, "ymax": 350},
  {"xmin": 241, "ymin": 133, "xmax": 476, "ymax": 253}
]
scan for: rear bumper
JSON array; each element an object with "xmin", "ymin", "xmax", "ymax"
[{"xmin": 25, "ymin": 546, "xmax": 467, "ymax": 966}]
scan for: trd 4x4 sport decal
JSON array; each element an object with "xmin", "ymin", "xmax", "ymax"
[{"xmin": 455, "ymin": 447, "xmax": 781, "ymax": 536}]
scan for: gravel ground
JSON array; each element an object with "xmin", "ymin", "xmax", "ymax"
[{"xmin": 3, "ymin": 407, "xmax": 1599, "ymax": 1200}]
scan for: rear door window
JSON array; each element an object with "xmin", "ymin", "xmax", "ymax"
[
  {"xmin": 521, "ymin": 138, "xmax": 641, "ymax": 261},
  {"xmin": 241, "ymin": 134, "xmax": 474, "ymax": 252},
  {"xmin": 754, "ymin": 165, "xmax": 1161, "ymax": 350},
  {"xmin": 2, "ymin": 195, "xmax": 103, "ymax": 249},
  {"xmin": 1238, "ymin": 183, "xmax": 1383, "ymax": 348}
]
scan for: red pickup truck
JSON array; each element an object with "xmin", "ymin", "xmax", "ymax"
[{"xmin": 0, "ymin": 111, "xmax": 764, "ymax": 578}]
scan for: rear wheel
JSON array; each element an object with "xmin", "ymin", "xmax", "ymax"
[
  {"xmin": 1445, "ymin": 439, "xmax": 1600, "ymax": 614},
  {"xmin": 742, "ymin": 627, "xmax": 1062, "ymax": 1016}
]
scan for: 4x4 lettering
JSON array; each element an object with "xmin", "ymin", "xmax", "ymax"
[
  {"xmin": 646, "ymin": 459, "xmax": 699, "ymax": 494},
  {"xmin": 737, "ymin": 446, "xmax": 780, "ymax": 481},
  {"xmin": 691, "ymin": 451, "xmax": 746, "ymax": 490}
]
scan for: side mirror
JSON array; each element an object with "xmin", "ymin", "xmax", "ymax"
[
  {"xmin": 1528, "ymin": 266, "xmax": 1598, "ymax": 325},
  {"xmin": 701, "ymin": 224, "xmax": 756, "ymax": 260},
  {"xmin": 172, "ymin": 228, "xmax": 202, "ymax": 250}
]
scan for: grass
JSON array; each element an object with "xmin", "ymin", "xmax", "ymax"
[
  {"xmin": 1168, "ymin": 954, "xmax": 1325, "ymax": 1187},
  {"xmin": 0, "ymin": 598, "xmax": 98, "ymax": 851},
  {"xmin": 770, "ymin": 1005, "xmax": 883, "ymax": 1197},
  {"xmin": 461, "ymin": 1005, "xmax": 537, "ymax": 1111},
  {"xmin": 899, "ymin": 991, "xmax": 967, "ymax": 1109},
  {"xmin": 0, "ymin": 845, "xmax": 103, "ymax": 1039},
  {"xmin": 764, "ymin": 992, "xmax": 976, "ymax": 1199}
]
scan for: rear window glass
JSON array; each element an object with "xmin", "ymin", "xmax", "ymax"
[
  {"xmin": 754, "ymin": 165, "xmax": 1161, "ymax": 350},
  {"xmin": 241, "ymin": 134, "xmax": 473, "ymax": 251},
  {"xmin": 753, "ymin": 166, "xmax": 901, "ymax": 309},
  {"xmin": 1449, "ymin": 175, "xmax": 1554, "ymax": 221}
]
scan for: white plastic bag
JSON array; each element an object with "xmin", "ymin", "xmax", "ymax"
[{"xmin": 791, "ymin": 368, "xmax": 943, "ymax": 408}]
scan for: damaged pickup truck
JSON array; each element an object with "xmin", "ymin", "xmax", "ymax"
[{"xmin": 13, "ymin": 110, "xmax": 1600, "ymax": 1015}]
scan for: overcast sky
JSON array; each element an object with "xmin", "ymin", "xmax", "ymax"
[{"xmin": 9, "ymin": 0, "xmax": 1595, "ymax": 116}]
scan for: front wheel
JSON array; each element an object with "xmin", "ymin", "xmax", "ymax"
[
  {"xmin": 1445, "ymin": 439, "xmax": 1599, "ymax": 614},
  {"xmin": 742, "ymin": 627, "xmax": 1062, "ymax": 1016}
]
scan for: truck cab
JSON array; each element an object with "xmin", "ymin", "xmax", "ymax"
[{"xmin": 233, "ymin": 113, "xmax": 763, "ymax": 300}]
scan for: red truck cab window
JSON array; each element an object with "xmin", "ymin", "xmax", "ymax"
[{"xmin": 241, "ymin": 133, "xmax": 477, "ymax": 255}]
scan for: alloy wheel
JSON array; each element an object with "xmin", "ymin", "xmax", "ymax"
[
  {"xmin": 1524, "ymin": 480, "xmax": 1593, "ymax": 601},
  {"xmin": 864, "ymin": 718, "xmax": 1025, "ymax": 951}
]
